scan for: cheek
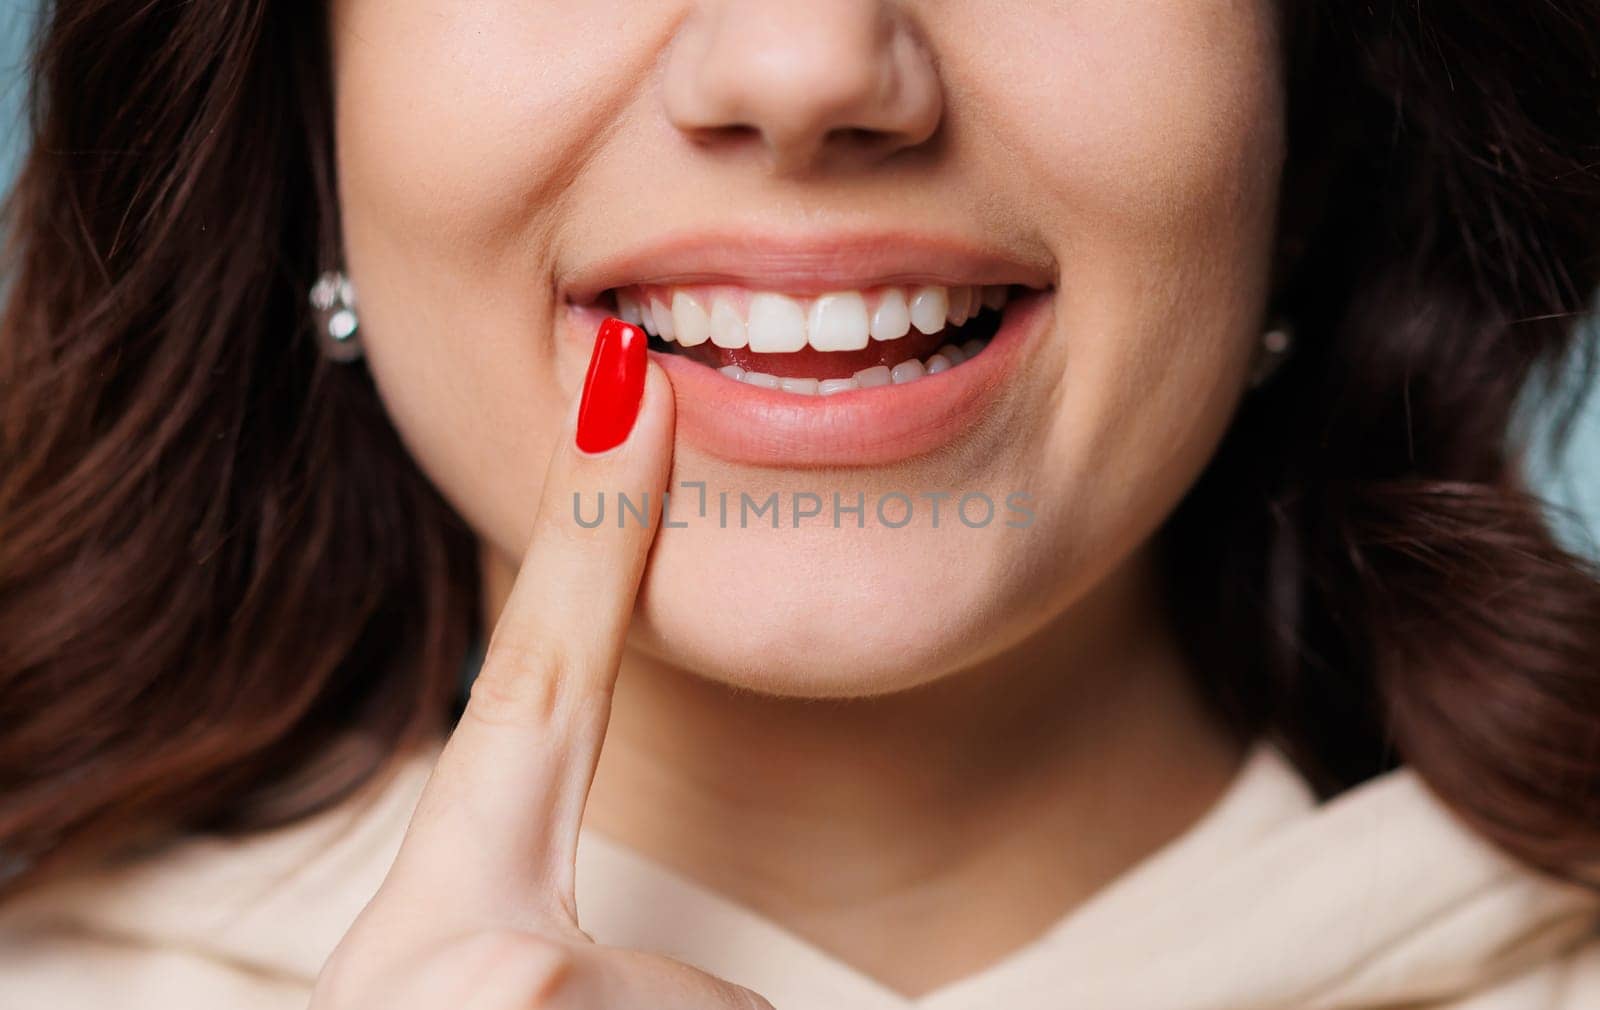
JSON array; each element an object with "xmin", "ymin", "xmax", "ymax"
[
  {"xmin": 1012, "ymin": 5, "xmax": 1284, "ymax": 449},
  {"xmin": 985, "ymin": 2, "xmax": 1286, "ymax": 225},
  {"xmin": 330, "ymin": 0, "xmax": 639, "ymax": 252},
  {"xmin": 954, "ymin": 2, "xmax": 1287, "ymax": 605},
  {"xmin": 324, "ymin": 0, "xmax": 644, "ymax": 546}
]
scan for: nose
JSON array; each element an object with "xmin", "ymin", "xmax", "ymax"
[{"xmin": 662, "ymin": 0, "xmax": 944, "ymax": 175}]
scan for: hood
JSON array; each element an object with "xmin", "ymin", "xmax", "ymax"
[{"xmin": 2, "ymin": 737, "xmax": 1595, "ymax": 1009}]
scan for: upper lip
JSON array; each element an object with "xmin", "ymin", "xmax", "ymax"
[{"xmin": 559, "ymin": 229, "xmax": 1057, "ymax": 306}]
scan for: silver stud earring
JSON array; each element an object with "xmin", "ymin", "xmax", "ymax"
[
  {"xmin": 1248, "ymin": 321, "xmax": 1293, "ymax": 389},
  {"xmin": 310, "ymin": 270, "xmax": 363, "ymax": 363}
]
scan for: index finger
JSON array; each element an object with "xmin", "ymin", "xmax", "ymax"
[{"xmin": 388, "ymin": 318, "xmax": 674, "ymax": 926}]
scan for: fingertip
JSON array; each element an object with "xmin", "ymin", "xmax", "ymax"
[
  {"xmin": 564, "ymin": 347, "xmax": 674, "ymax": 482},
  {"xmin": 574, "ymin": 317, "xmax": 650, "ymax": 456},
  {"xmin": 607, "ymin": 358, "xmax": 675, "ymax": 480}
]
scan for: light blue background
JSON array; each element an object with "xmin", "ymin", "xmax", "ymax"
[
  {"xmin": 0, "ymin": 1, "xmax": 26, "ymax": 184},
  {"xmin": 0, "ymin": 6, "xmax": 1594, "ymax": 556}
]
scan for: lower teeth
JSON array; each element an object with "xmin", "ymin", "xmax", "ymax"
[{"xmin": 718, "ymin": 337, "xmax": 990, "ymax": 395}]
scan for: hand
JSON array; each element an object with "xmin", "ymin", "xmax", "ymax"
[{"xmin": 309, "ymin": 320, "xmax": 775, "ymax": 1010}]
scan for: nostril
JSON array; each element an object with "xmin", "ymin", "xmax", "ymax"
[
  {"xmin": 686, "ymin": 122, "xmax": 764, "ymax": 150},
  {"xmin": 830, "ymin": 126, "xmax": 885, "ymax": 147}
]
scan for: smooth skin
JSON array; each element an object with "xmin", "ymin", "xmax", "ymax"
[
  {"xmin": 324, "ymin": 0, "xmax": 1283, "ymax": 1001},
  {"xmin": 311, "ymin": 364, "xmax": 771, "ymax": 1008}
]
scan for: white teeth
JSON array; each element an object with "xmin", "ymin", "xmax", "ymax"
[
  {"xmin": 617, "ymin": 290, "xmax": 643, "ymax": 326},
  {"xmin": 890, "ymin": 358, "xmax": 926, "ymax": 384},
  {"xmin": 650, "ymin": 297, "xmax": 675, "ymax": 341},
  {"xmin": 870, "ymin": 289, "xmax": 911, "ymax": 341},
  {"xmin": 946, "ymin": 286, "xmax": 972, "ymax": 326},
  {"xmin": 855, "ymin": 365, "xmax": 892, "ymax": 388},
  {"xmin": 710, "ymin": 298, "xmax": 747, "ymax": 348},
  {"xmin": 674, "ymin": 291, "xmax": 712, "ymax": 347},
  {"xmin": 619, "ymin": 280, "xmax": 1014, "ymax": 350},
  {"xmin": 746, "ymin": 293, "xmax": 808, "ymax": 353},
  {"xmin": 908, "ymin": 286, "xmax": 949, "ymax": 335},
  {"xmin": 807, "ymin": 292, "xmax": 870, "ymax": 351},
  {"xmin": 711, "ymin": 336, "xmax": 991, "ymax": 393},
  {"xmin": 961, "ymin": 337, "xmax": 985, "ymax": 359}
]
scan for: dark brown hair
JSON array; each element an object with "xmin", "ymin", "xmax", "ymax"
[{"xmin": 2, "ymin": 0, "xmax": 1598, "ymax": 896}]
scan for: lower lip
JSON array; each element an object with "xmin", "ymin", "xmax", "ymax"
[{"xmin": 563, "ymin": 290, "xmax": 1051, "ymax": 467}]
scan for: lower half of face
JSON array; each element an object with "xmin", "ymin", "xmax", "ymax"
[{"xmin": 331, "ymin": 0, "xmax": 1286, "ymax": 698}]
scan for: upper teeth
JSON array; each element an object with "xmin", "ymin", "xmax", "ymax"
[{"xmin": 615, "ymin": 284, "xmax": 1008, "ymax": 353}]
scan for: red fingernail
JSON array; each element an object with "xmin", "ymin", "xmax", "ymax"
[{"xmin": 575, "ymin": 317, "xmax": 648, "ymax": 454}]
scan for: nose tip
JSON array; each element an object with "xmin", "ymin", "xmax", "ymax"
[{"xmin": 662, "ymin": 1, "xmax": 943, "ymax": 174}]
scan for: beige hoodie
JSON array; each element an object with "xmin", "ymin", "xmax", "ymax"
[{"xmin": 0, "ymin": 738, "xmax": 1596, "ymax": 1010}]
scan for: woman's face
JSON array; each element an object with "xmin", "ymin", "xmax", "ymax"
[{"xmin": 329, "ymin": 1, "xmax": 1286, "ymax": 697}]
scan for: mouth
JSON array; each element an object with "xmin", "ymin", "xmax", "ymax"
[
  {"xmin": 609, "ymin": 283, "xmax": 1013, "ymax": 394},
  {"xmin": 561, "ymin": 233, "xmax": 1055, "ymax": 466}
]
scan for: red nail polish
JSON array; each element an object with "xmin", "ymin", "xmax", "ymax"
[{"xmin": 575, "ymin": 317, "xmax": 648, "ymax": 454}]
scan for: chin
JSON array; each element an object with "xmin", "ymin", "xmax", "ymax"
[{"xmin": 629, "ymin": 523, "xmax": 1025, "ymax": 699}]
